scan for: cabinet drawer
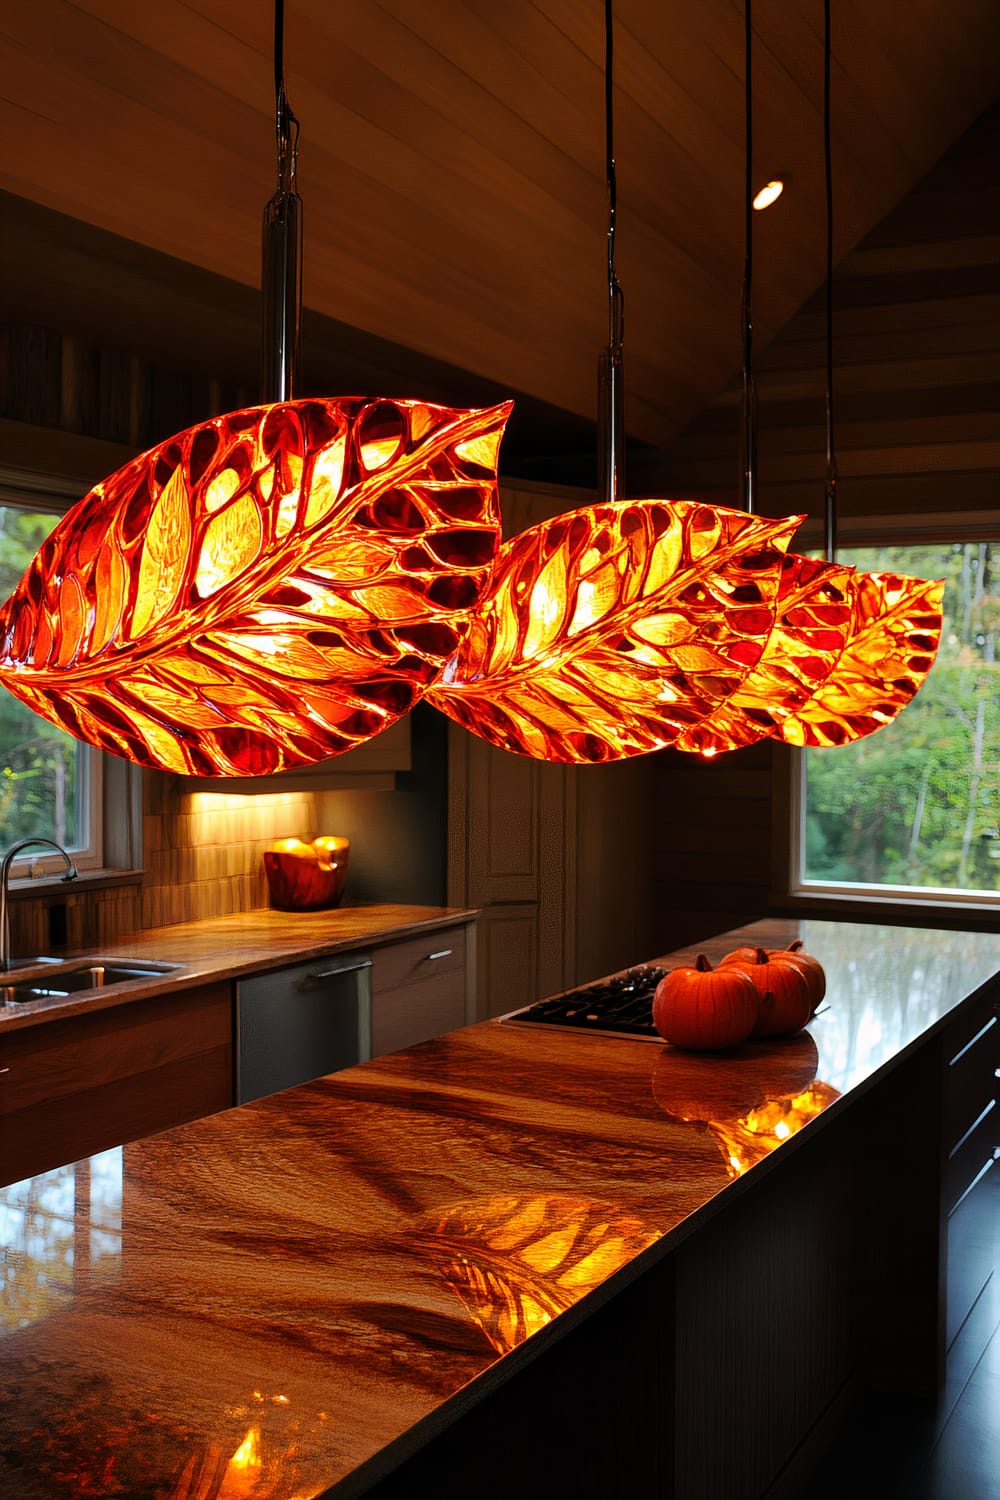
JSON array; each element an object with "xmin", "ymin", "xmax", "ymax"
[
  {"xmin": 372, "ymin": 970, "xmax": 467, "ymax": 1057},
  {"xmin": 372, "ymin": 926, "xmax": 467, "ymax": 996},
  {"xmin": 944, "ymin": 1001, "xmax": 998, "ymax": 1147},
  {"xmin": 0, "ymin": 985, "xmax": 234, "ymax": 1185}
]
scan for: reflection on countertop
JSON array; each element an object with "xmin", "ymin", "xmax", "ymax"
[
  {"xmin": 1, "ymin": 1149, "xmax": 122, "ymax": 1334},
  {"xmin": 0, "ymin": 916, "xmax": 998, "ymax": 1498},
  {"xmin": 797, "ymin": 918, "xmax": 992, "ymax": 1090},
  {"xmin": 651, "ymin": 1032, "xmax": 841, "ymax": 1178}
]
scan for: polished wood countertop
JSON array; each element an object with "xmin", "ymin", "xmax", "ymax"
[
  {"xmin": 0, "ymin": 904, "xmax": 477, "ymax": 1034},
  {"xmin": 1, "ymin": 916, "xmax": 999, "ymax": 1498}
]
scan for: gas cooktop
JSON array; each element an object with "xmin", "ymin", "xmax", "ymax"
[{"xmin": 500, "ymin": 966, "xmax": 668, "ymax": 1041}]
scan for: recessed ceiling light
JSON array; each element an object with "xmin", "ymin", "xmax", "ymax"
[{"xmin": 753, "ymin": 178, "xmax": 785, "ymax": 210}]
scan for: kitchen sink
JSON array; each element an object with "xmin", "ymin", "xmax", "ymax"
[{"xmin": 0, "ymin": 960, "xmax": 182, "ymax": 1005}]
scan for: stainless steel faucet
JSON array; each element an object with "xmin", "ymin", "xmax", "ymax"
[{"xmin": 0, "ymin": 838, "xmax": 78, "ymax": 972}]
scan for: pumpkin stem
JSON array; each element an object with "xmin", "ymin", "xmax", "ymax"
[
  {"xmin": 787, "ymin": 939, "xmax": 804, "ymax": 953},
  {"xmin": 753, "ymin": 947, "xmax": 769, "ymax": 964},
  {"xmin": 695, "ymin": 953, "xmax": 714, "ymax": 972}
]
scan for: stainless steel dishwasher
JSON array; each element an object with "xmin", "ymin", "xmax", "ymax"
[{"xmin": 236, "ymin": 953, "xmax": 372, "ymax": 1104}]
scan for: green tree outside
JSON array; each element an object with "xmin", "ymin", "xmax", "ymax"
[{"xmin": 0, "ymin": 504, "xmax": 80, "ymax": 851}]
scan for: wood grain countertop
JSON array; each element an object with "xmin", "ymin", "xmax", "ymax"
[
  {"xmin": 1, "ymin": 916, "xmax": 999, "ymax": 1498},
  {"xmin": 0, "ymin": 904, "xmax": 478, "ymax": 1034}
]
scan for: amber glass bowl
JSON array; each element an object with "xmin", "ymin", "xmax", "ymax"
[{"xmin": 263, "ymin": 836, "xmax": 350, "ymax": 911}]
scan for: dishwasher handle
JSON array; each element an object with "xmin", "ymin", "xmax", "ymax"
[{"xmin": 303, "ymin": 958, "xmax": 373, "ymax": 983}]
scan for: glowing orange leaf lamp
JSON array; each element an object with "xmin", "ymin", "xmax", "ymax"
[
  {"xmin": 0, "ymin": 432, "xmax": 944, "ymax": 773},
  {"xmin": 0, "ymin": 397, "xmax": 508, "ymax": 776},
  {"xmin": 426, "ymin": 503, "xmax": 943, "ymax": 763}
]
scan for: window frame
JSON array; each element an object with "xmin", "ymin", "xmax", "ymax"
[{"xmin": 779, "ymin": 513, "xmax": 1000, "ymax": 917}]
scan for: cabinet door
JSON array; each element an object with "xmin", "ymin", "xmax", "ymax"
[
  {"xmin": 0, "ymin": 983, "xmax": 233, "ymax": 1186},
  {"xmin": 371, "ymin": 926, "xmax": 470, "ymax": 1057},
  {"xmin": 447, "ymin": 724, "xmax": 575, "ymax": 1019}
]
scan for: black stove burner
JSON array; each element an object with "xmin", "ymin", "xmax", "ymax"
[{"xmin": 501, "ymin": 966, "xmax": 668, "ymax": 1040}]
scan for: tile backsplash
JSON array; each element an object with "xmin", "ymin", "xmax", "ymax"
[{"xmin": 143, "ymin": 776, "xmax": 318, "ymax": 927}]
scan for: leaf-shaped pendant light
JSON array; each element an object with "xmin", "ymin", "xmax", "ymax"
[
  {"xmin": 0, "ymin": 398, "xmax": 509, "ymax": 775},
  {"xmin": 427, "ymin": 501, "xmax": 803, "ymax": 762}
]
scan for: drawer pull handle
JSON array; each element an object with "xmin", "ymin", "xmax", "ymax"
[
  {"xmin": 948, "ymin": 1014, "xmax": 997, "ymax": 1068},
  {"xmin": 425, "ymin": 949, "xmax": 453, "ymax": 961},
  {"xmin": 949, "ymin": 1098, "xmax": 996, "ymax": 1159},
  {"xmin": 308, "ymin": 960, "xmax": 373, "ymax": 981}
]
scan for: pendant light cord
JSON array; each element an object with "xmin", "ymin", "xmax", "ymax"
[
  {"xmin": 606, "ymin": 0, "xmax": 624, "ymax": 360},
  {"xmin": 261, "ymin": 0, "xmax": 303, "ymax": 402},
  {"xmin": 740, "ymin": 0, "xmax": 758, "ymax": 515},
  {"xmin": 823, "ymin": 0, "xmax": 838, "ymax": 562},
  {"xmin": 273, "ymin": 0, "xmax": 300, "ymax": 189},
  {"xmin": 597, "ymin": 0, "xmax": 625, "ymax": 504}
]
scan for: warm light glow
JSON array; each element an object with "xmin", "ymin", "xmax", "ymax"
[
  {"xmin": 0, "ymin": 398, "xmax": 943, "ymax": 771},
  {"xmin": 776, "ymin": 571, "xmax": 944, "ymax": 747},
  {"xmin": 428, "ymin": 500, "xmax": 803, "ymax": 761},
  {"xmin": 189, "ymin": 789, "xmax": 304, "ymax": 812},
  {"xmin": 427, "ymin": 1194, "xmax": 660, "ymax": 1354},
  {"xmin": 753, "ymin": 178, "xmax": 784, "ymax": 209},
  {"xmin": 264, "ymin": 834, "xmax": 350, "ymax": 911},
  {"xmin": 0, "ymin": 397, "xmax": 510, "ymax": 776},
  {"xmin": 228, "ymin": 1428, "xmax": 261, "ymax": 1472},
  {"xmin": 270, "ymin": 835, "xmax": 348, "ymax": 867},
  {"xmin": 428, "ymin": 500, "xmax": 943, "ymax": 762},
  {"xmin": 212, "ymin": 1427, "xmax": 264, "ymax": 1500},
  {"xmin": 712, "ymin": 1082, "xmax": 841, "ymax": 1178}
]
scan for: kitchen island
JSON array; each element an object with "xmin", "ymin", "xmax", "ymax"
[{"xmin": 1, "ymin": 917, "xmax": 997, "ymax": 1499}]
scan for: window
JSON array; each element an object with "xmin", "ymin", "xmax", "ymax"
[
  {"xmin": 0, "ymin": 496, "xmax": 103, "ymax": 873},
  {"xmin": 794, "ymin": 540, "xmax": 1000, "ymax": 905}
]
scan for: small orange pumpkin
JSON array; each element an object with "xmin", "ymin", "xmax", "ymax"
[
  {"xmin": 719, "ymin": 946, "xmax": 813, "ymax": 1038},
  {"xmin": 652, "ymin": 955, "xmax": 758, "ymax": 1051},
  {"xmin": 720, "ymin": 940, "xmax": 826, "ymax": 1019}
]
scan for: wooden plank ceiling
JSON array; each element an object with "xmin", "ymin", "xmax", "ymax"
[
  {"xmin": 636, "ymin": 102, "xmax": 1000, "ymax": 529},
  {"xmin": 1, "ymin": 0, "xmax": 999, "ymax": 453}
]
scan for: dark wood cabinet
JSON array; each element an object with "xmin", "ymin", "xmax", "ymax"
[
  {"xmin": 0, "ymin": 982, "xmax": 233, "ymax": 1185},
  {"xmin": 371, "ymin": 923, "xmax": 473, "ymax": 1056},
  {"xmin": 942, "ymin": 981, "xmax": 999, "ymax": 1350}
]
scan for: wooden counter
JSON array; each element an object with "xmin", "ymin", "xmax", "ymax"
[
  {"xmin": 0, "ymin": 904, "xmax": 476, "ymax": 1034},
  {"xmin": 0, "ymin": 917, "xmax": 998, "ymax": 1499}
]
